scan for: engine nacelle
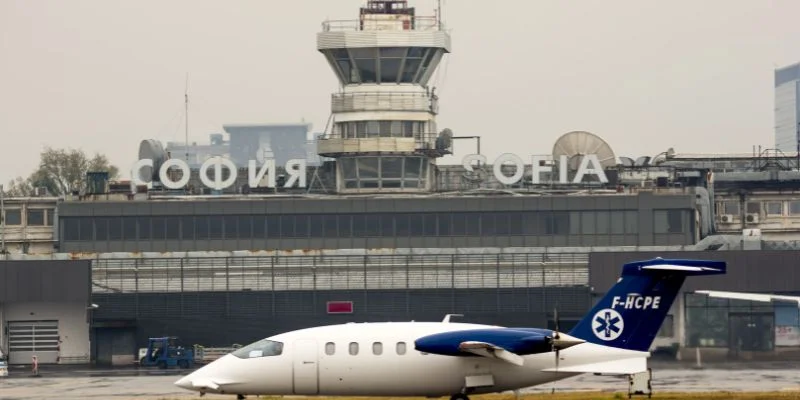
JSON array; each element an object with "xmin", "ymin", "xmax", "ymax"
[{"xmin": 414, "ymin": 328, "xmax": 556, "ymax": 357}]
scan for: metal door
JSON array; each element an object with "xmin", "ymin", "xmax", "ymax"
[
  {"xmin": 728, "ymin": 312, "xmax": 775, "ymax": 358},
  {"xmin": 7, "ymin": 320, "xmax": 60, "ymax": 365},
  {"xmin": 293, "ymin": 339, "xmax": 318, "ymax": 395}
]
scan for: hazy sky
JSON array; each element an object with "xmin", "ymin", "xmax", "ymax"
[{"xmin": 2, "ymin": 0, "xmax": 799, "ymax": 184}]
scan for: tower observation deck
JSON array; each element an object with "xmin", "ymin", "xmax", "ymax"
[{"xmin": 317, "ymin": 0, "xmax": 453, "ymax": 193}]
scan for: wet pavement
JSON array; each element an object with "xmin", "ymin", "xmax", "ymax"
[{"xmin": 0, "ymin": 361, "xmax": 798, "ymax": 400}]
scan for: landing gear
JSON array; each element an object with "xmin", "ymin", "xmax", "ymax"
[
  {"xmin": 236, "ymin": 395, "xmax": 246, "ymax": 400},
  {"xmin": 450, "ymin": 393, "xmax": 469, "ymax": 400}
]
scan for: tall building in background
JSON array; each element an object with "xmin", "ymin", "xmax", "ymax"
[
  {"xmin": 775, "ymin": 62, "xmax": 800, "ymax": 153},
  {"xmin": 223, "ymin": 123, "xmax": 312, "ymax": 168}
]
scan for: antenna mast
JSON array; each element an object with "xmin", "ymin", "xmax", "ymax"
[
  {"xmin": 437, "ymin": 0, "xmax": 443, "ymax": 29},
  {"xmin": 185, "ymin": 73, "xmax": 189, "ymax": 164}
]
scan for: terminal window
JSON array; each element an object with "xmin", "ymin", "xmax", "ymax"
[
  {"xmin": 60, "ymin": 209, "xmax": 691, "ymax": 245},
  {"xmin": 2, "ymin": 209, "xmax": 21, "ymax": 225}
]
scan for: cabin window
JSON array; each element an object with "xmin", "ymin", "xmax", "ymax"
[
  {"xmin": 349, "ymin": 342, "xmax": 359, "ymax": 355},
  {"xmin": 396, "ymin": 342, "xmax": 407, "ymax": 355},
  {"xmin": 325, "ymin": 342, "xmax": 335, "ymax": 355},
  {"xmin": 372, "ymin": 342, "xmax": 382, "ymax": 355},
  {"xmin": 232, "ymin": 339, "xmax": 284, "ymax": 359}
]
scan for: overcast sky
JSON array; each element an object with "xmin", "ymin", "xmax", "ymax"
[{"xmin": 1, "ymin": 0, "xmax": 799, "ymax": 183}]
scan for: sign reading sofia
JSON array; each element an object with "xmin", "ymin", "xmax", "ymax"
[
  {"xmin": 130, "ymin": 152, "xmax": 609, "ymax": 191},
  {"xmin": 463, "ymin": 153, "xmax": 609, "ymax": 185},
  {"xmin": 130, "ymin": 157, "xmax": 308, "ymax": 190}
]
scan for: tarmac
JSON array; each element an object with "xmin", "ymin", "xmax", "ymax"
[{"xmin": 1, "ymin": 361, "xmax": 799, "ymax": 400}]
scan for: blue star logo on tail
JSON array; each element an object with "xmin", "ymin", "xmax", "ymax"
[{"xmin": 591, "ymin": 308, "xmax": 624, "ymax": 341}]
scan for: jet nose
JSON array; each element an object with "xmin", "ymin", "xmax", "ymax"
[{"xmin": 174, "ymin": 374, "xmax": 195, "ymax": 390}]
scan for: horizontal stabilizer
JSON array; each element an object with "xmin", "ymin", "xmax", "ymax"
[
  {"xmin": 458, "ymin": 341, "xmax": 524, "ymax": 366},
  {"xmin": 542, "ymin": 357, "xmax": 647, "ymax": 375},
  {"xmin": 623, "ymin": 258, "xmax": 726, "ymax": 276}
]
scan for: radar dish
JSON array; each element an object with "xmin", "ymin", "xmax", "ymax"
[
  {"xmin": 437, "ymin": 128, "xmax": 453, "ymax": 150},
  {"xmin": 137, "ymin": 139, "xmax": 168, "ymax": 182},
  {"xmin": 619, "ymin": 156, "xmax": 635, "ymax": 167},
  {"xmin": 551, "ymin": 131, "xmax": 617, "ymax": 171}
]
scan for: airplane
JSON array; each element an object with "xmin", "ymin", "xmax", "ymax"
[
  {"xmin": 174, "ymin": 257, "xmax": 726, "ymax": 400},
  {"xmin": 694, "ymin": 290, "xmax": 800, "ymax": 308}
]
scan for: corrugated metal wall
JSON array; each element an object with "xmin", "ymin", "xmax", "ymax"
[{"xmin": 0, "ymin": 260, "xmax": 90, "ymax": 303}]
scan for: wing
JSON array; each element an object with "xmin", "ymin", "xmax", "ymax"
[
  {"xmin": 695, "ymin": 290, "xmax": 800, "ymax": 307},
  {"xmin": 458, "ymin": 341, "xmax": 525, "ymax": 366},
  {"xmin": 541, "ymin": 357, "xmax": 647, "ymax": 375}
]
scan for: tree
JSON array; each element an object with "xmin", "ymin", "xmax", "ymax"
[
  {"xmin": 2, "ymin": 176, "xmax": 34, "ymax": 197},
  {"xmin": 3, "ymin": 147, "xmax": 119, "ymax": 197}
]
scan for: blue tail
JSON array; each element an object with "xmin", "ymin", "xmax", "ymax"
[{"xmin": 568, "ymin": 257, "xmax": 725, "ymax": 352}]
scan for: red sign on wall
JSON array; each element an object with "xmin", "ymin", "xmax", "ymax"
[{"xmin": 327, "ymin": 301, "xmax": 354, "ymax": 314}]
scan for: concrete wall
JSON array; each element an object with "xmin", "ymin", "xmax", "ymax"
[
  {"xmin": 0, "ymin": 197, "xmax": 58, "ymax": 255},
  {"xmin": 4, "ymin": 302, "xmax": 90, "ymax": 365}
]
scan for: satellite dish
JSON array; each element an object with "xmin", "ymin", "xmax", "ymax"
[
  {"xmin": 634, "ymin": 156, "xmax": 651, "ymax": 167},
  {"xmin": 137, "ymin": 139, "xmax": 168, "ymax": 182},
  {"xmin": 551, "ymin": 131, "xmax": 617, "ymax": 171},
  {"xmin": 619, "ymin": 156, "xmax": 635, "ymax": 167}
]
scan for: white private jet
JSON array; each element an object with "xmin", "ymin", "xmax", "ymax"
[{"xmin": 175, "ymin": 257, "xmax": 726, "ymax": 400}]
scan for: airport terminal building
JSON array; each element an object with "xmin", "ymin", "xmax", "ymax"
[{"xmin": 2, "ymin": 0, "xmax": 800, "ymax": 366}]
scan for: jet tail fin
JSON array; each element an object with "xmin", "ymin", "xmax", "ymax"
[{"xmin": 568, "ymin": 258, "xmax": 725, "ymax": 352}]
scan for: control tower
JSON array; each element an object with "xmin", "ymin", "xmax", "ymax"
[{"xmin": 316, "ymin": 0, "xmax": 453, "ymax": 193}]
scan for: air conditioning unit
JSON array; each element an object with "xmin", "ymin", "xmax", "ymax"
[
  {"xmin": 719, "ymin": 214, "xmax": 734, "ymax": 223},
  {"xmin": 33, "ymin": 186, "xmax": 48, "ymax": 197},
  {"xmin": 745, "ymin": 213, "xmax": 759, "ymax": 224}
]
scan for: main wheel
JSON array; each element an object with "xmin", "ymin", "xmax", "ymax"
[{"xmin": 450, "ymin": 394, "xmax": 469, "ymax": 400}]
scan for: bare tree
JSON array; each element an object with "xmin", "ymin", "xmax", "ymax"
[{"xmin": 3, "ymin": 147, "xmax": 119, "ymax": 197}]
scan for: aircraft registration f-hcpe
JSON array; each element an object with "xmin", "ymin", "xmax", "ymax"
[{"xmin": 174, "ymin": 257, "xmax": 726, "ymax": 400}]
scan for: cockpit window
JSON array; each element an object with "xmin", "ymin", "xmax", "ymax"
[{"xmin": 232, "ymin": 339, "xmax": 284, "ymax": 359}]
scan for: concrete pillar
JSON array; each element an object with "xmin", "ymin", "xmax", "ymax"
[{"xmin": 675, "ymin": 294, "xmax": 686, "ymax": 361}]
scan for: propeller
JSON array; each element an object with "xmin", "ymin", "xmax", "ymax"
[{"xmin": 551, "ymin": 307, "xmax": 560, "ymax": 394}]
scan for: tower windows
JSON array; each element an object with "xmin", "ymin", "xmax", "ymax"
[{"xmin": 327, "ymin": 47, "xmax": 440, "ymax": 84}]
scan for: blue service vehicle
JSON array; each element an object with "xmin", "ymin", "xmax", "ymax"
[{"xmin": 139, "ymin": 337, "xmax": 194, "ymax": 369}]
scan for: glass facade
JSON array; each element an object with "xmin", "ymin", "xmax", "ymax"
[
  {"xmin": 329, "ymin": 47, "xmax": 440, "ymax": 85},
  {"xmin": 339, "ymin": 156, "xmax": 430, "ymax": 190}
]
